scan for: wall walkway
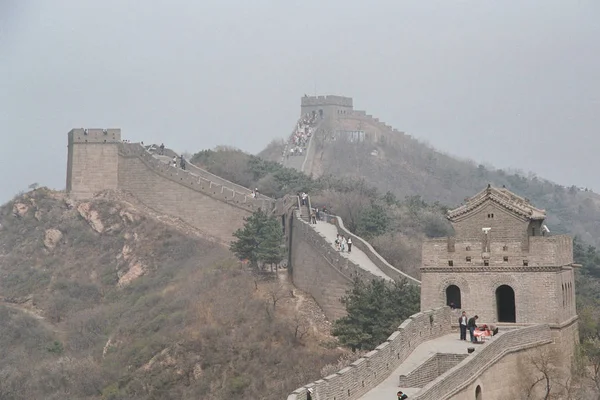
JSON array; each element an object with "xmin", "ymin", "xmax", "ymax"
[{"xmin": 287, "ymin": 307, "xmax": 452, "ymax": 400}]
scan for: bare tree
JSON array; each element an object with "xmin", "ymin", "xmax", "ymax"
[
  {"xmin": 266, "ymin": 281, "xmax": 290, "ymax": 311},
  {"xmin": 519, "ymin": 347, "xmax": 573, "ymax": 400}
]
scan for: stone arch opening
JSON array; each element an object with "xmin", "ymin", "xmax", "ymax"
[
  {"xmin": 446, "ymin": 285, "xmax": 461, "ymax": 309},
  {"xmin": 496, "ymin": 285, "xmax": 516, "ymax": 323},
  {"xmin": 475, "ymin": 385, "xmax": 483, "ymax": 400}
]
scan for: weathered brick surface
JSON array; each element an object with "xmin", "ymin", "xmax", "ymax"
[
  {"xmin": 66, "ymin": 135, "xmax": 276, "ymax": 244},
  {"xmin": 66, "ymin": 128, "xmax": 121, "ymax": 199},
  {"xmin": 290, "ymin": 213, "xmax": 384, "ymax": 321},
  {"xmin": 414, "ymin": 325, "xmax": 553, "ymax": 400},
  {"xmin": 287, "ymin": 307, "xmax": 452, "ymax": 400},
  {"xmin": 331, "ymin": 216, "xmax": 420, "ymax": 285},
  {"xmin": 421, "ymin": 188, "xmax": 577, "ymax": 327},
  {"xmin": 398, "ymin": 353, "xmax": 467, "ymax": 388}
]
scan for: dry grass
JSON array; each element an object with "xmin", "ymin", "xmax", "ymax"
[{"xmin": 0, "ymin": 188, "xmax": 349, "ymax": 400}]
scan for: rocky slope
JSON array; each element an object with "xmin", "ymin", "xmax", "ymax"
[{"xmin": 0, "ymin": 188, "xmax": 348, "ymax": 400}]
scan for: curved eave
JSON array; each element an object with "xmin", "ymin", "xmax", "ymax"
[{"xmin": 447, "ymin": 195, "xmax": 546, "ymax": 223}]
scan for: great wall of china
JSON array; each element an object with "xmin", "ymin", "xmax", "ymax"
[{"xmin": 65, "ymin": 96, "xmax": 578, "ymax": 400}]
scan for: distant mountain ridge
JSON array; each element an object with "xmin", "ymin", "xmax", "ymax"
[{"xmin": 269, "ymin": 99, "xmax": 600, "ymax": 247}]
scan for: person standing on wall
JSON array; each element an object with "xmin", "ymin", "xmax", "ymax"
[
  {"xmin": 459, "ymin": 311, "xmax": 468, "ymax": 341},
  {"xmin": 467, "ymin": 315, "xmax": 479, "ymax": 343},
  {"xmin": 347, "ymin": 237, "xmax": 352, "ymax": 253}
]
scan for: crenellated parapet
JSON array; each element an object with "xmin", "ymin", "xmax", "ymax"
[
  {"xmin": 329, "ymin": 215, "xmax": 420, "ymax": 285},
  {"xmin": 287, "ymin": 307, "xmax": 452, "ymax": 400},
  {"xmin": 119, "ymin": 143, "xmax": 275, "ymax": 213}
]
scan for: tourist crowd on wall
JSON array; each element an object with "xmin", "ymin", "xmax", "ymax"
[{"xmin": 285, "ymin": 112, "xmax": 318, "ymax": 158}]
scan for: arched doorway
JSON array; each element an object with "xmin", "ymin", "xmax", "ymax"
[
  {"xmin": 496, "ymin": 285, "xmax": 516, "ymax": 322},
  {"xmin": 446, "ymin": 285, "xmax": 461, "ymax": 309},
  {"xmin": 475, "ymin": 385, "xmax": 483, "ymax": 400}
]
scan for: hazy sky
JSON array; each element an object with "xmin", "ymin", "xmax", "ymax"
[{"xmin": 1, "ymin": 1, "xmax": 599, "ymax": 202}]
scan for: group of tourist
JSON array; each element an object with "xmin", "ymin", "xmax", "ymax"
[
  {"xmin": 251, "ymin": 188, "xmax": 260, "ymax": 198},
  {"xmin": 285, "ymin": 113, "xmax": 318, "ymax": 158},
  {"xmin": 334, "ymin": 234, "xmax": 352, "ymax": 253},
  {"xmin": 458, "ymin": 311, "xmax": 498, "ymax": 343},
  {"xmin": 172, "ymin": 155, "xmax": 186, "ymax": 170}
]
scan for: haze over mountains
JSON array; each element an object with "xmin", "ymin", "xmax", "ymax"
[{"xmin": 1, "ymin": 1, "xmax": 599, "ymax": 202}]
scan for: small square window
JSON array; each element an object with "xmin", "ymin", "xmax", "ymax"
[
  {"xmin": 466, "ymin": 256, "xmax": 472, "ymax": 262},
  {"xmin": 523, "ymin": 260, "xmax": 529, "ymax": 266},
  {"xmin": 503, "ymin": 245, "xmax": 508, "ymax": 251},
  {"xmin": 484, "ymin": 260, "xmax": 489, "ymax": 266},
  {"xmin": 448, "ymin": 260, "xmax": 454, "ymax": 267},
  {"xmin": 466, "ymin": 246, "xmax": 471, "ymax": 251},
  {"xmin": 503, "ymin": 256, "xmax": 508, "ymax": 262}
]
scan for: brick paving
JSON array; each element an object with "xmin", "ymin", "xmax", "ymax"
[
  {"xmin": 311, "ymin": 220, "xmax": 392, "ymax": 281},
  {"xmin": 359, "ymin": 332, "xmax": 504, "ymax": 399}
]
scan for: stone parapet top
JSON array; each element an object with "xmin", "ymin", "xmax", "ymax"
[
  {"xmin": 287, "ymin": 307, "xmax": 452, "ymax": 400},
  {"xmin": 119, "ymin": 143, "xmax": 275, "ymax": 213}
]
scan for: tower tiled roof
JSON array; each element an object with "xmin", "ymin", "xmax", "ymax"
[{"xmin": 447, "ymin": 185, "xmax": 546, "ymax": 222}]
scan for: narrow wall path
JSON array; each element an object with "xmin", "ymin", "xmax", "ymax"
[
  {"xmin": 358, "ymin": 332, "xmax": 501, "ymax": 399},
  {"xmin": 311, "ymin": 220, "xmax": 392, "ymax": 281}
]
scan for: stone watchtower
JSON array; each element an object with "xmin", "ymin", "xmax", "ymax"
[
  {"xmin": 300, "ymin": 95, "xmax": 353, "ymax": 120},
  {"xmin": 66, "ymin": 128, "xmax": 121, "ymax": 199},
  {"xmin": 421, "ymin": 185, "xmax": 578, "ymax": 347}
]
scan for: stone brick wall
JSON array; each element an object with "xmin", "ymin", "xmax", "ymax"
[
  {"xmin": 398, "ymin": 353, "xmax": 467, "ymax": 388},
  {"xmin": 115, "ymin": 143, "xmax": 276, "ymax": 244},
  {"xmin": 330, "ymin": 215, "xmax": 421, "ymax": 285},
  {"xmin": 300, "ymin": 95, "xmax": 353, "ymax": 120},
  {"xmin": 286, "ymin": 307, "xmax": 452, "ymax": 400},
  {"xmin": 420, "ymin": 269, "xmax": 575, "ymax": 325},
  {"xmin": 67, "ymin": 128, "xmax": 122, "ymax": 199},
  {"xmin": 290, "ymin": 213, "xmax": 383, "ymax": 320},
  {"xmin": 422, "ymin": 235, "xmax": 573, "ymax": 269},
  {"xmin": 419, "ymin": 325, "xmax": 553, "ymax": 400}
]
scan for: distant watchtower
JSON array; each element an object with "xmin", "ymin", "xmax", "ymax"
[
  {"xmin": 66, "ymin": 128, "xmax": 121, "ymax": 199},
  {"xmin": 421, "ymin": 185, "xmax": 578, "ymax": 338},
  {"xmin": 300, "ymin": 95, "xmax": 353, "ymax": 120}
]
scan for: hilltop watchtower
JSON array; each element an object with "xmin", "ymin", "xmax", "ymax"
[
  {"xmin": 300, "ymin": 95, "xmax": 353, "ymax": 120},
  {"xmin": 66, "ymin": 128, "xmax": 121, "ymax": 199},
  {"xmin": 420, "ymin": 185, "xmax": 578, "ymax": 348}
]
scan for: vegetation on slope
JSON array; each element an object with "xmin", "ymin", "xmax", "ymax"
[
  {"xmin": 332, "ymin": 278, "xmax": 420, "ymax": 351},
  {"xmin": 0, "ymin": 189, "xmax": 348, "ymax": 400},
  {"xmin": 191, "ymin": 147, "xmax": 450, "ymax": 278},
  {"xmin": 315, "ymin": 130, "xmax": 600, "ymax": 247},
  {"xmin": 230, "ymin": 209, "xmax": 285, "ymax": 269}
]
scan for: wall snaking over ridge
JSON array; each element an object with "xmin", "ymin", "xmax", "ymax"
[
  {"xmin": 330, "ymin": 215, "xmax": 421, "ymax": 285},
  {"xmin": 118, "ymin": 143, "xmax": 276, "ymax": 244},
  {"xmin": 414, "ymin": 324, "xmax": 553, "ymax": 400},
  {"xmin": 290, "ymin": 212, "xmax": 384, "ymax": 321},
  {"xmin": 287, "ymin": 307, "xmax": 452, "ymax": 400}
]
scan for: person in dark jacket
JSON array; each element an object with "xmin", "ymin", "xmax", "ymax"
[
  {"xmin": 307, "ymin": 387, "xmax": 314, "ymax": 400},
  {"xmin": 397, "ymin": 390, "xmax": 408, "ymax": 399},
  {"xmin": 459, "ymin": 311, "xmax": 468, "ymax": 341},
  {"xmin": 468, "ymin": 315, "xmax": 479, "ymax": 343}
]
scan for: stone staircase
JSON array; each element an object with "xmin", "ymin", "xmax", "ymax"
[{"xmin": 298, "ymin": 197, "xmax": 311, "ymax": 222}]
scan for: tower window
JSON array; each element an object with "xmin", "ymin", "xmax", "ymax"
[
  {"xmin": 503, "ymin": 245, "xmax": 508, "ymax": 251},
  {"xmin": 448, "ymin": 260, "xmax": 454, "ymax": 266},
  {"xmin": 466, "ymin": 256, "xmax": 472, "ymax": 262},
  {"xmin": 466, "ymin": 246, "xmax": 471, "ymax": 251},
  {"xmin": 484, "ymin": 260, "xmax": 489, "ymax": 266},
  {"xmin": 487, "ymin": 213, "xmax": 494, "ymax": 218},
  {"xmin": 503, "ymin": 256, "xmax": 509, "ymax": 262},
  {"xmin": 523, "ymin": 260, "xmax": 529, "ymax": 266}
]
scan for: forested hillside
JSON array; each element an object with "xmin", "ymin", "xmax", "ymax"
[{"xmin": 310, "ymin": 125, "xmax": 600, "ymax": 247}]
